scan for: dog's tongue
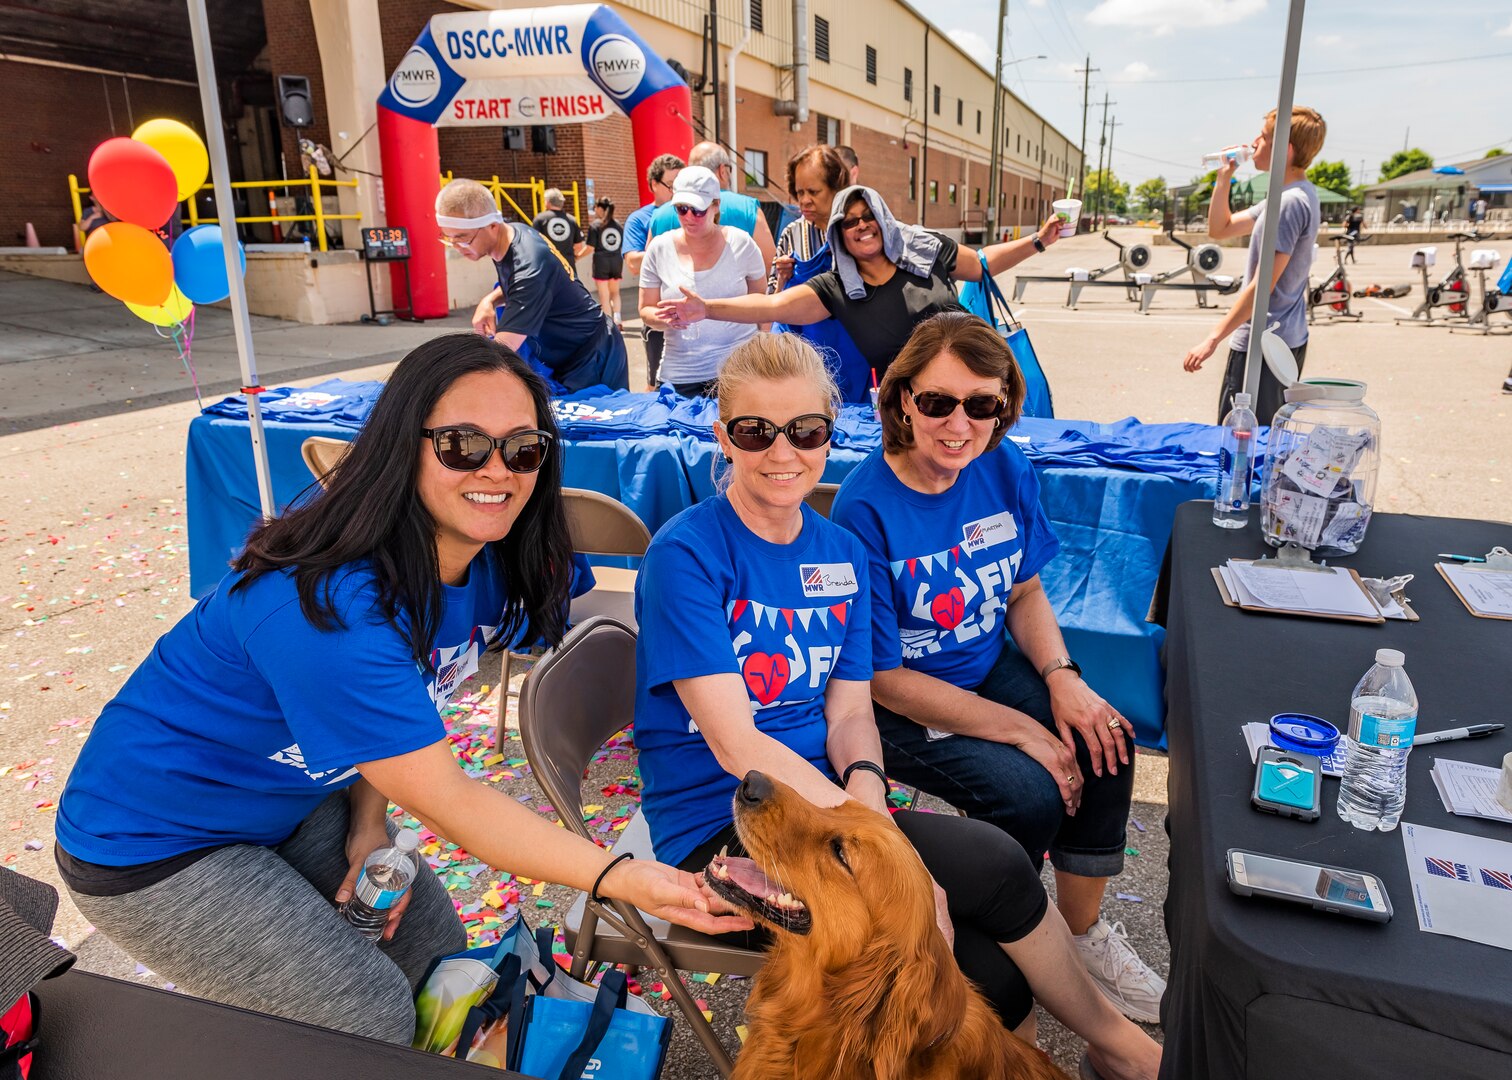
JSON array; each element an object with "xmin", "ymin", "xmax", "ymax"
[{"xmin": 720, "ymin": 856, "xmax": 779, "ymax": 897}]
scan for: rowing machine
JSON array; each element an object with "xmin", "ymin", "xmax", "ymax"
[
  {"xmin": 1013, "ymin": 230, "xmax": 1152, "ymax": 306},
  {"xmin": 1308, "ymin": 236, "xmax": 1364, "ymax": 323},
  {"xmin": 1137, "ymin": 230, "xmax": 1240, "ymax": 311}
]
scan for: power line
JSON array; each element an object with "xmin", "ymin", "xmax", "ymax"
[{"xmin": 1013, "ymin": 48, "xmax": 1512, "ymax": 85}]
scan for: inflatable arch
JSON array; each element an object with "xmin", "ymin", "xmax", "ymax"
[{"xmin": 378, "ymin": 4, "xmax": 692, "ymax": 318}]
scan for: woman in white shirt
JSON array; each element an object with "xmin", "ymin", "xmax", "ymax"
[{"xmin": 638, "ymin": 166, "xmax": 768, "ymax": 396}]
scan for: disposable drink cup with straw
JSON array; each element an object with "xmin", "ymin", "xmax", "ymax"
[{"xmin": 1052, "ymin": 199, "xmax": 1081, "ymax": 238}]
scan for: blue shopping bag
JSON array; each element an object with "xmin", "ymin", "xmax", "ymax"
[
  {"xmin": 956, "ymin": 252, "xmax": 1055, "ymax": 419},
  {"xmin": 513, "ymin": 968, "xmax": 670, "ymax": 1080}
]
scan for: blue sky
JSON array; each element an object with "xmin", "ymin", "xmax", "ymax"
[{"xmin": 941, "ymin": 0, "xmax": 1512, "ymax": 189}]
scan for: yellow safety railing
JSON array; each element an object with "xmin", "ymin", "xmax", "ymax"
[
  {"xmin": 438, "ymin": 173, "xmax": 581, "ymax": 225},
  {"xmin": 68, "ymin": 166, "xmax": 361, "ymax": 252}
]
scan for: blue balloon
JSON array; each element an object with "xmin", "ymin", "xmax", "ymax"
[{"xmin": 171, "ymin": 224, "xmax": 246, "ymax": 304}]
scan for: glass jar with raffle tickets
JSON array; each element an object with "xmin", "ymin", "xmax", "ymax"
[{"xmin": 1260, "ymin": 379, "xmax": 1380, "ymax": 556}]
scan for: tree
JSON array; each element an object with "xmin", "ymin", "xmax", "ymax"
[
  {"xmin": 1084, "ymin": 168, "xmax": 1130, "ymax": 217},
  {"xmin": 1487, "ymin": 148, "xmax": 1506, "ymax": 158},
  {"xmin": 1133, "ymin": 177, "xmax": 1168, "ymax": 218},
  {"xmin": 1307, "ymin": 160, "xmax": 1353, "ymax": 198},
  {"xmin": 1379, "ymin": 148, "xmax": 1433, "ymax": 181},
  {"xmin": 1185, "ymin": 169, "xmax": 1219, "ymax": 220}
]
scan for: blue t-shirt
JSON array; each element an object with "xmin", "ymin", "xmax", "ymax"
[
  {"xmin": 622, "ymin": 202, "xmax": 658, "ymax": 255},
  {"xmin": 633, "ymin": 497, "xmax": 871, "ymax": 866},
  {"xmin": 494, "ymin": 223, "xmax": 627, "ymax": 392},
  {"xmin": 56, "ymin": 553, "xmax": 512, "ymax": 866},
  {"xmin": 831, "ymin": 443, "xmax": 1059, "ymax": 690},
  {"xmin": 649, "ymin": 190, "xmax": 760, "ymax": 241}
]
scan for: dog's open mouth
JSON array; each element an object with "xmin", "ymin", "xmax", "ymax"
[{"xmin": 705, "ymin": 849, "xmax": 812, "ymax": 934}]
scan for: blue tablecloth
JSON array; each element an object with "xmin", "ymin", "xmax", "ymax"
[{"xmin": 189, "ymin": 383, "xmax": 1262, "ymax": 747}]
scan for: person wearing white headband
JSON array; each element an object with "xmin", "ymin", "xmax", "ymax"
[{"xmin": 437, "ymin": 179, "xmax": 628, "ymax": 393}]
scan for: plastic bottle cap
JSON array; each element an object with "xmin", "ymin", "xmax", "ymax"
[
  {"xmin": 1375, "ymin": 648, "xmax": 1405, "ymax": 667},
  {"xmin": 1234, "ymin": 393, "xmax": 1252, "ymax": 406},
  {"xmin": 394, "ymin": 828, "xmax": 420, "ymax": 852}
]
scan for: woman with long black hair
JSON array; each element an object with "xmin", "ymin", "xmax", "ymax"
[{"xmin": 54, "ymin": 334, "xmax": 749, "ymax": 1043}]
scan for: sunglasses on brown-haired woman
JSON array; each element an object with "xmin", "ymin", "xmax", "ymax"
[
  {"xmin": 421, "ymin": 426, "xmax": 553, "ymax": 473},
  {"xmin": 907, "ymin": 389, "xmax": 1006, "ymax": 421}
]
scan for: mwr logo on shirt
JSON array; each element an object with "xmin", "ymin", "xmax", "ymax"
[
  {"xmin": 961, "ymin": 511, "xmax": 1018, "ymax": 554},
  {"xmin": 799, "ymin": 562, "xmax": 858, "ymax": 598},
  {"xmin": 545, "ymin": 216, "xmax": 573, "ymax": 243},
  {"xmin": 599, "ymin": 226, "xmax": 622, "ymax": 252}
]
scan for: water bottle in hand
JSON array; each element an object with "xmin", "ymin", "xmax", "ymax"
[
  {"xmin": 1213, "ymin": 392, "xmax": 1257, "ymax": 528},
  {"xmin": 1201, "ymin": 145, "xmax": 1255, "ymax": 169},
  {"xmin": 343, "ymin": 828, "xmax": 420, "ymax": 940},
  {"xmin": 1336, "ymin": 650, "xmax": 1418, "ymax": 832}
]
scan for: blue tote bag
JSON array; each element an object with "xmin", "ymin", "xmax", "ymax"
[
  {"xmin": 512, "ymin": 967, "xmax": 670, "ymax": 1080},
  {"xmin": 957, "ymin": 252, "xmax": 1055, "ymax": 419}
]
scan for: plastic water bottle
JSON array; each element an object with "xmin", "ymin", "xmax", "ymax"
[
  {"xmin": 1336, "ymin": 650, "xmax": 1418, "ymax": 832},
  {"xmin": 1202, "ymin": 145, "xmax": 1255, "ymax": 169},
  {"xmin": 342, "ymin": 829, "xmax": 420, "ymax": 939},
  {"xmin": 1213, "ymin": 392, "xmax": 1257, "ymax": 528}
]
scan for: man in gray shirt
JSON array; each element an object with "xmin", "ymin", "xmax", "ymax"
[{"xmin": 1181, "ymin": 106, "xmax": 1326, "ymax": 423}]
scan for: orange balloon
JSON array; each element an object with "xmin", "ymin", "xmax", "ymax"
[{"xmin": 83, "ymin": 223, "xmax": 174, "ymax": 306}]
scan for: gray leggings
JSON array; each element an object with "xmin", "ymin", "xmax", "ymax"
[{"xmin": 66, "ymin": 791, "xmax": 467, "ymax": 1044}]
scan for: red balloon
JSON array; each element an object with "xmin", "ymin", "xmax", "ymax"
[{"xmin": 87, "ymin": 138, "xmax": 179, "ymax": 229}]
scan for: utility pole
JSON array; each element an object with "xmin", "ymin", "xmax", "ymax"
[
  {"xmin": 1104, "ymin": 117, "xmax": 1122, "ymax": 227},
  {"xmin": 1092, "ymin": 93, "xmax": 1114, "ymax": 231},
  {"xmin": 1074, "ymin": 56, "xmax": 1097, "ymax": 202},
  {"xmin": 985, "ymin": 0, "xmax": 1008, "ymax": 243}
]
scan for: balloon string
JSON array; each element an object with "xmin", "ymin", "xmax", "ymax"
[{"xmin": 178, "ymin": 307, "xmax": 203, "ymax": 411}]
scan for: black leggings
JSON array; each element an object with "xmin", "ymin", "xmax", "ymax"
[{"xmin": 680, "ymin": 808, "xmax": 1048, "ymax": 1028}]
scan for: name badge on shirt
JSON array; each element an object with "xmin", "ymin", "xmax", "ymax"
[
  {"xmin": 960, "ymin": 511, "xmax": 1018, "ymax": 554},
  {"xmin": 799, "ymin": 562, "xmax": 858, "ymax": 598}
]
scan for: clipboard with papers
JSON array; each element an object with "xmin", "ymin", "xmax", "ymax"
[
  {"xmin": 1210, "ymin": 557, "xmax": 1412, "ymax": 623},
  {"xmin": 1435, "ymin": 554, "xmax": 1512, "ymax": 621}
]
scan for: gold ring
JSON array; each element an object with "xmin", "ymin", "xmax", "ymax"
[
  {"xmin": 1108, "ymin": 717, "xmax": 1122, "ymax": 730},
  {"xmin": 1066, "ymin": 775, "xmax": 1076, "ymax": 784}
]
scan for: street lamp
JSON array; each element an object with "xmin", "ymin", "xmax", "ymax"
[{"xmin": 986, "ymin": 46, "xmax": 1047, "ymax": 242}]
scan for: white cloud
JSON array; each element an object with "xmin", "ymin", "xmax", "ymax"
[
  {"xmin": 945, "ymin": 28, "xmax": 995, "ymax": 69},
  {"xmin": 1120, "ymin": 61, "xmax": 1157, "ymax": 81},
  {"xmin": 1087, "ymin": 0, "xmax": 1266, "ymax": 33},
  {"xmin": 1315, "ymin": 33, "xmax": 1344, "ymax": 46},
  {"xmin": 1497, "ymin": 17, "xmax": 1512, "ymax": 37},
  {"xmin": 1027, "ymin": 0, "xmax": 1047, "ymax": 6}
]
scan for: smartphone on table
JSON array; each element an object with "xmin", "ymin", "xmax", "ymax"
[{"xmin": 1227, "ymin": 849, "xmax": 1393, "ymax": 923}]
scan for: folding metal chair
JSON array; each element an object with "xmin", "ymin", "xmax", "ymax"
[
  {"xmin": 299, "ymin": 436, "xmax": 351, "ymax": 487},
  {"xmin": 517, "ymin": 616, "xmax": 763, "ymax": 1077}
]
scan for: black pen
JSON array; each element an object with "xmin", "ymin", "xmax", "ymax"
[
  {"xmin": 1437, "ymin": 553, "xmax": 1487, "ymax": 564},
  {"xmin": 1413, "ymin": 723, "xmax": 1504, "ymax": 746}
]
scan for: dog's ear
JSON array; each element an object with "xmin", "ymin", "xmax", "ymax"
[{"xmin": 867, "ymin": 923, "xmax": 967, "ymax": 1080}]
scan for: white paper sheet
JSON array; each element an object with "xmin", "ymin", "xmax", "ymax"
[
  {"xmin": 1429, "ymin": 758, "xmax": 1512, "ymax": 824},
  {"xmin": 1268, "ymin": 489, "xmax": 1329, "ymax": 546},
  {"xmin": 1439, "ymin": 563, "xmax": 1512, "ymax": 618},
  {"xmin": 1224, "ymin": 559, "xmax": 1382, "ymax": 618},
  {"xmin": 1242, "ymin": 721, "xmax": 1346, "ymax": 776},
  {"xmin": 1402, "ymin": 821, "xmax": 1512, "ymax": 951}
]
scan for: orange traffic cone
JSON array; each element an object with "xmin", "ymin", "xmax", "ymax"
[{"xmin": 24, "ymin": 222, "xmax": 40, "ymax": 247}]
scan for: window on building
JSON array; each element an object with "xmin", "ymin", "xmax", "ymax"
[
  {"xmin": 974, "ymin": 186, "xmax": 981, "ymax": 206},
  {"xmin": 1016, "ymin": 134, "xmax": 1021, "ymax": 154},
  {"xmin": 815, "ymin": 15, "xmax": 830, "ymax": 62},
  {"xmin": 929, "ymin": 179, "xmax": 939, "ymax": 203},
  {"xmin": 816, "ymin": 113, "xmax": 841, "ymax": 146},
  {"xmin": 976, "ymin": 109, "xmax": 982, "ymax": 135},
  {"xmin": 743, "ymin": 148, "xmax": 768, "ymax": 189},
  {"xmin": 933, "ymin": 85, "xmax": 941, "ymax": 115},
  {"xmin": 750, "ymin": 0, "xmax": 763, "ymax": 33},
  {"xmin": 948, "ymin": 183, "xmax": 957, "ymax": 205},
  {"xmin": 956, "ymin": 98, "xmax": 963, "ymax": 126},
  {"xmin": 865, "ymin": 45, "xmax": 877, "ymax": 85},
  {"xmin": 904, "ymin": 67, "xmax": 913, "ymax": 103},
  {"xmin": 1012, "ymin": 194, "xmax": 1018, "ymax": 209},
  {"xmin": 908, "ymin": 156, "xmax": 917, "ymax": 201}
]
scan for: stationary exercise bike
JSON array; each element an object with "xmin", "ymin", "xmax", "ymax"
[
  {"xmin": 1454, "ymin": 240, "xmax": 1511, "ymax": 335},
  {"xmin": 1395, "ymin": 231, "xmax": 1485, "ymax": 326},
  {"xmin": 1307, "ymin": 236, "xmax": 1365, "ymax": 323}
]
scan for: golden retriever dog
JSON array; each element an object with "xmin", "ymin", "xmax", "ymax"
[{"xmin": 706, "ymin": 771, "xmax": 1071, "ymax": 1080}]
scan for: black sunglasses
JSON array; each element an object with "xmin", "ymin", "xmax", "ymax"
[
  {"xmin": 725, "ymin": 414, "xmax": 834, "ymax": 452},
  {"xmin": 907, "ymin": 389, "xmax": 1007, "ymax": 421},
  {"xmin": 421, "ymin": 426, "xmax": 553, "ymax": 473},
  {"xmin": 840, "ymin": 210, "xmax": 877, "ymax": 232}
]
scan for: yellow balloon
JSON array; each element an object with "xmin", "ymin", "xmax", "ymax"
[
  {"xmin": 132, "ymin": 118, "xmax": 209, "ymax": 202},
  {"xmin": 125, "ymin": 285, "xmax": 194, "ymax": 327}
]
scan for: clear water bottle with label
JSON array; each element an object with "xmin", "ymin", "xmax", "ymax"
[
  {"xmin": 1213, "ymin": 392, "xmax": 1257, "ymax": 528},
  {"xmin": 343, "ymin": 828, "xmax": 420, "ymax": 940},
  {"xmin": 1201, "ymin": 145, "xmax": 1255, "ymax": 169},
  {"xmin": 1336, "ymin": 649, "xmax": 1418, "ymax": 832}
]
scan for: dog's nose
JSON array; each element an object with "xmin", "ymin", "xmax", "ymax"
[{"xmin": 737, "ymin": 771, "xmax": 773, "ymax": 806}]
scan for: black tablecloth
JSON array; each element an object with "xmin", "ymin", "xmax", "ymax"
[{"xmin": 1160, "ymin": 502, "xmax": 1512, "ymax": 1080}]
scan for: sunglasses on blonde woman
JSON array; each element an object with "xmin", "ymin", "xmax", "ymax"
[
  {"xmin": 725, "ymin": 414, "xmax": 834, "ymax": 452},
  {"xmin": 421, "ymin": 426, "xmax": 553, "ymax": 473},
  {"xmin": 675, "ymin": 204, "xmax": 711, "ymax": 218}
]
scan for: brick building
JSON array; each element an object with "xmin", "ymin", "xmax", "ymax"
[{"xmin": 2, "ymin": 0, "xmax": 1079, "ymax": 252}]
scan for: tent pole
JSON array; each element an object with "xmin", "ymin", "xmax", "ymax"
[
  {"xmin": 1242, "ymin": 0, "xmax": 1306, "ymax": 403},
  {"xmin": 185, "ymin": 0, "xmax": 276, "ymax": 520}
]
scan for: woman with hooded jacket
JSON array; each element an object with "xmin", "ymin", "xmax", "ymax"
[{"xmin": 657, "ymin": 186, "xmax": 1063, "ymax": 380}]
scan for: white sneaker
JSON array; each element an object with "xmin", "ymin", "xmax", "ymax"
[{"xmin": 1072, "ymin": 919, "xmax": 1166, "ymax": 1024}]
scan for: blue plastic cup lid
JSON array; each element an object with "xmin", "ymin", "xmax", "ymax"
[{"xmin": 1268, "ymin": 713, "xmax": 1340, "ymax": 753}]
